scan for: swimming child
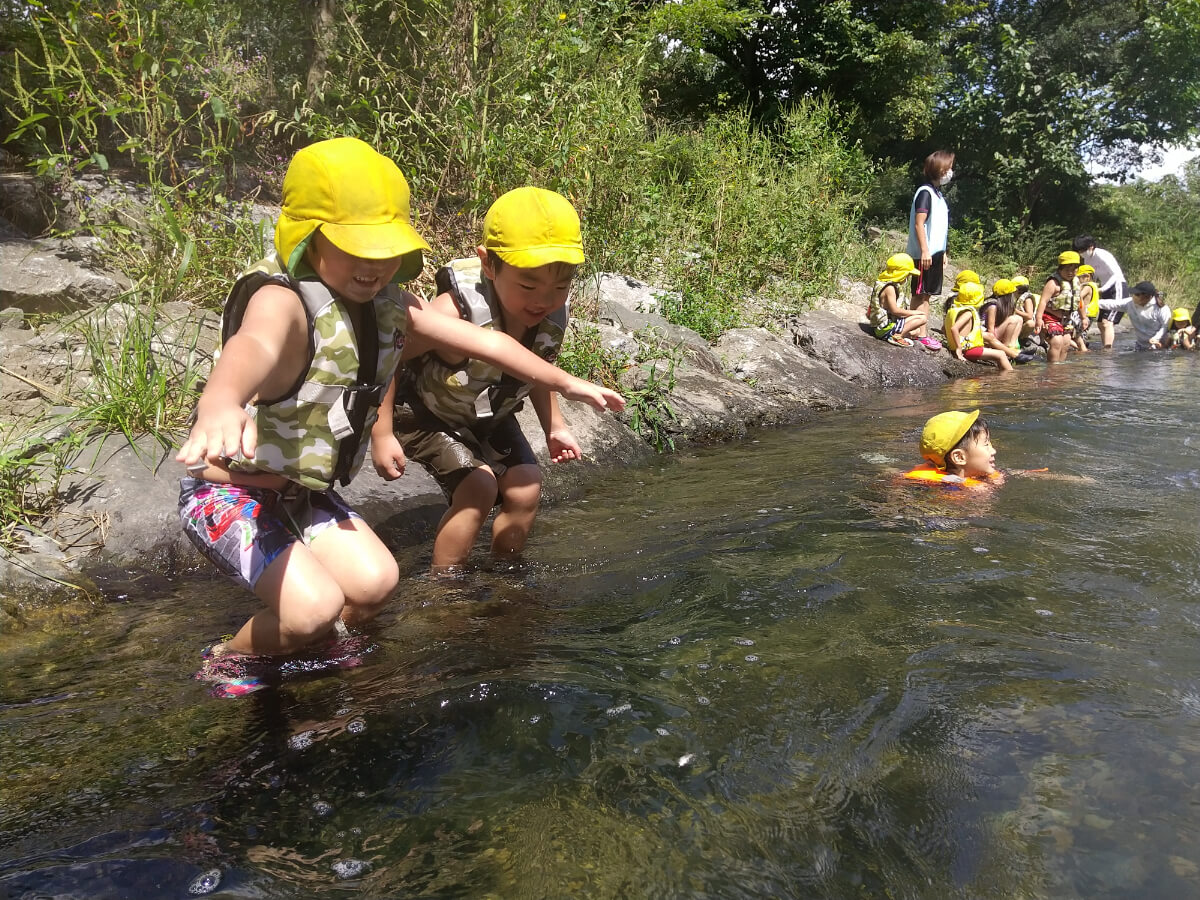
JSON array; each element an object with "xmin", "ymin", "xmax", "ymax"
[
  {"xmin": 944, "ymin": 282, "xmax": 1013, "ymax": 372},
  {"xmin": 867, "ymin": 253, "xmax": 927, "ymax": 347},
  {"xmin": 1035, "ymin": 251, "xmax": 1082, "ymax": 362},
  {"xmin": 374, "ymin": 186, "xmax": 626, "ymax": 575},
  {"xmin": 1168, "ymin": 307, "xmax": 1196, "ymax": 350},
  {"xmin": 905, "ymin": 410, "xmax": 1000, "ymax": 486},
  {"xmin": 903, "ymin": 410, "xmax": 1094, "ymax": 489}
]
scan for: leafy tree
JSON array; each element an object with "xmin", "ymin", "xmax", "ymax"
[{"xmin": 933, "ymin": 0, "xmax": 1200, "ymax": 232}]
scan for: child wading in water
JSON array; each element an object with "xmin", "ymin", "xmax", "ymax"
[
  {"xmin": 373, "ymin": 187, "xmax": 625, "ymax": 575},
  {"xmin": 176, "ymin": 138, "xmax": 430, "ymax": 693},
  {"xmin": 866, "ymin": 253, "xmax": 927, "ymax": 347},
  {"xmin": 1036, "ymin": 251, "xmax": 1082, "ymax": 362},
  {"xmin": 1168, "ymin": 307, "xmax": 1196, "ymax": 350}
]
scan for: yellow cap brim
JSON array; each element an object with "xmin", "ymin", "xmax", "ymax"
[
  {"xmin": 275, "ymin": 216, "xmax": 430, "ymax": 282},
  {"xmin": 493, "ymin": 244, "xmax": 585, "ymax": 268}
]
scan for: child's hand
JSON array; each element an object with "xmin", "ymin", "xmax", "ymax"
[
  {"xmin": 560, "ymin": 376, "xmax": 626, "ymax": 412},
  {"xmin": 370, "ymin": 431, "xmax": 407, "ymax": 480},
  {"xmin": 547, "ymin": 429, "xmax": 582, "ymax": 463},
  {"xmin": 176, "ymin": 404, "xmax": 256, "ymax": 470}
]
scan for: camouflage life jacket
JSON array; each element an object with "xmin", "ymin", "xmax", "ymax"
[
  {"xmin": 1042, "ymin": 273, "xmax": 1077, "ymax": 323},
  {"xmin": 400, "ymin": 256, "xmax": 566, "ymax": 429},
  {"xmin": 220, "ymin": 254, "xmax": 406, "ymax": 490},
  {"xmin": 867, "ymin": 279, "xmax": 910, "ymax": 330}
]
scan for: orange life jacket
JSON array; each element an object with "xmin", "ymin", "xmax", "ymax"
[{"xmin": 903, "ymin": 464, "xmax": 986, "ymax": 487}]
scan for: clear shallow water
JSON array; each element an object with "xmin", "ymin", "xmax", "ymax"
[{"xmin": 3, "ymin": 350, "xmax": 1200, "ymax": 898}]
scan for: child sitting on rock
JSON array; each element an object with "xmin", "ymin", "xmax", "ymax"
[
  {"xmin": 944, "ymin": 282, "xmax": 1013, "ymax": 372},
  {"xmin": 866, "ymin": 253, "xmax": 927, "ymax": 347}
]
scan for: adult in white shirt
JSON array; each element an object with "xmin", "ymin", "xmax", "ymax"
[
  {"xmin": 1072, "ymin": 235, "xmax": 1128, "ymax": 349},
  {"xmin": 905, "ymin": 150, "xmax": 955, "ymax": 352}
]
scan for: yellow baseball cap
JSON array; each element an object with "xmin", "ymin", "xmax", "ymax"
[
  {"xmin": 1173, "ymin": 307, "xmax": 1191, "ymax": 323},
  {"xmin": 879, "ymin": 252, "xmax": 920, "ymax": 283},
  {"xmin": 1011, "ymin": 275, "xmax": 1030, "ymax": 287},
  {"xmin": 1057, "ymin": 251, "xmax": 1081, "ymax": 266},
  {"xmin": 274, "ymin": 137, "xmax": 429, "ymax": 281},
  {"xmin": 483, "ymin": 187, "xmax": 585, "ymax": 268},
  {"xmin": 956, "ymin": 282, "xmax": 985, "ymax": 306},
  {"xmin": 954, "ymin": 269, "xmax": 981, "ymax": 288},
  {"xmin": 1076, "ymin": 264, "xmax": 1095, "ymax": 276},
  {"xmin": 992, "ymin": 278, "xmax": 1018, "ymax": 296},
  {"xmin": 920, "ymin": 409, "xmax": 980, "ymax": 467}
]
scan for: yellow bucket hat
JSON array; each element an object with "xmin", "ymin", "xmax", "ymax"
[
  {"xmin": 274, "ymin": 137, "xmax": 429, "ymax": 281},
  {"xmin": 483, "ymin": 187, "xmax": 585, "ymax": 268},
  {"xmin": 920, "ymin": 409, "xmax": 980, "ymax": 468},
  {"xmin": 879, "ymin": 252, "xmax": 920, "ymax": 283},
  {"xmin": 992, "ymin": 278, "xmax": 1018, "ymax": 296},
  {"xmin": 1173, "ymin": 307, "xmax": 1191, "ymax": 323},
  {"xmin": 955, "ymin": 282, "xmax": 985, "ymax": 306},
  {"xmin": 1057, "ymin": 250, "xmax": 1081, "ymax": 266},
  {"xmin": 954, "ymin": 270, "xmax": 981, "ymax": 289}
]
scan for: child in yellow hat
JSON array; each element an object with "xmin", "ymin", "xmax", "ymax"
[
  {"xmin": 175, "ymin": 137, "xmax": 431, "ymax": 689},
  {"xmin": 372, "ymin": 187, "xmax": 625, "ymax": 575},
  {"xmin": 866, "ymin": 253, "xmax": 928, "ymax": 347},
  {"xmin": 943, "ymin": 282, "xmax": 1013, "ymax": 372},
  {"xmin": 175, "ymin": 144, "xmax": 619, "ymax": 691},
  {"xmin": 1035, "ymin": 251, "xmax": 1082, "ymax": 362},
  {"xmin": 903, "ymin": 411, "xmax": 1088, "ymax": 488},
  {"xmin": 981, "ymin": 279, "xmax": 1037, "ymax": 364},
  {"xmin": 1167, "ymin": 306, "xmax": 1195, "ymax": 350},
  {"xmin": 904, "ymin": 410, "xmax": 1000, "ymax": 486},
  {"xmin": 1070, "ymin": 264, "xmax": 1098, "ymax": 352}
]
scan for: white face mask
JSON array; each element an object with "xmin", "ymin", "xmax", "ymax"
[{"xmin": 939, "ymin": 169, "xmax": 954, "ymax": 186}]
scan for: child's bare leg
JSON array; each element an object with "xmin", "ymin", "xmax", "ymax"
[
  {"xmin": 981, "ymin": 347, "xmax": 1013, "ymax": 372},
  {"xmin": 491, "ymin": 463, "xmax": 542, "ymax": 560},
  {"xmin": 310, "ymin": 518, "xmax": 399, "ymax": 626},
  {"xmin": 1047, "ymin": 334, "xmax": 1070, "ymax": 362},
  {"xmin": 431, "ymin": 467, "xmax": 498, "ymax": 571},
  {"xmin": 225, "ymin": 544, "xmax": 350, "ymax": 655},
  {"xmin": 898, "ymin": 313, "xmax": 926, "ymax": 339},
  {"xmin": 996, "ymin": 315, "xmax": 1022, "ymax": 352}
]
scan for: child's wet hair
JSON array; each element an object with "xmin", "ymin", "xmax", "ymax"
[
  {"xmin": 950, "ymin": 418, "xmax": 989, "ymax": 459},
  {"xmin": 486, "ymin": 250, "xmax": 577, "ymax": 282}
]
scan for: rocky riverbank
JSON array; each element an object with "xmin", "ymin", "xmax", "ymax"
[{"xmin": 0, "ymin": 173, "xmax": 981, "ymax": 609}]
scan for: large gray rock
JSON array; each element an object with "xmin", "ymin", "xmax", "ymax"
[
  {"xmin": 0, "ymin": 238, "xmax": 132, "ymax": 315},
  {"xmin": 785, "ymin": 310, "xmax": 966, "ymax": 388},
  {"xmin": 713, "ymin": 326, "xmax": 866, "ymax": 409}
]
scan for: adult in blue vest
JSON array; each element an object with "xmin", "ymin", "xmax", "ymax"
[{"xmin": 906, "ymin": 150, "xmax": 955, "ymax": 352}]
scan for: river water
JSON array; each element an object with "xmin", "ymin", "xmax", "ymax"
[{"xmin": 2, "ymin": 350, "xmax": 1198, "ymax": 898}]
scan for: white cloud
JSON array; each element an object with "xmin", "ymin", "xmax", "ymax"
[{"xmin": 1133, "ymin": 145, "xmax": 1199, "ymax": 182}]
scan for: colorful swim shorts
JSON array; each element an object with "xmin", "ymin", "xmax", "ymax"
[{"xmin": 178, "ymin": 478, "xmax": 360, "ymax": 591}]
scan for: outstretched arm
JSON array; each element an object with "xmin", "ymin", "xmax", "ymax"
[
  {"xmin": 404, "ymin": 295, "xmax": 625, "ymax": 412},
  {"xmin": 176, "ymin": 284, "xmax": 308, "ymax": 468}
]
